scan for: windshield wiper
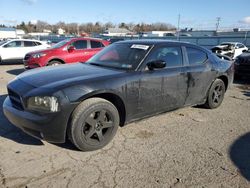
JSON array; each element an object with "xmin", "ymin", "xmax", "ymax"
[{"xmin": 88, "ymin": 62, "xmax": 103, "ymax": 67}]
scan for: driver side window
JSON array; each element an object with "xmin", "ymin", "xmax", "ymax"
[
  {"xmin": 146, "ymin": 46, "xmax": 183, "ymax": 68},
  {"xmin": 4, "ymin": 41, "xmax": 22, "ymax": 48}
]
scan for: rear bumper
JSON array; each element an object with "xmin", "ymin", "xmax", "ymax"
[{"xmin": 3, "ymin": 96, "xmax": 76, "ymax": 143}]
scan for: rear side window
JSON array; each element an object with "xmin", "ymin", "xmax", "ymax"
[
  {"xmin": 186, "ymin": 47, "xmax": 207, "ymax": 65},
  {"xmin": 90, "ymin": 40, "xmax": 104, "ymax": 48},
  {"xmin": 147, "ymin": 46, "xmax": 183, "ymax": 68},
  {"xmin": 237, "ymin": 43, "xmax": 245, "ymax": 48},
  {"xmin": 35, "ymin": 42, "xmax": 42, "ymax": 46},
  {"xmin": 24, "ymin": 41, "xmax": 37, "ymax": 47},
  {"xmin": 72, "ymin": 40, "xmax": 87, "ymax": 49}
]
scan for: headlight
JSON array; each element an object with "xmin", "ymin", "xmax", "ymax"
[
  {"xmin": 32, "ymin": 53, "xmax": 46, "ymax": 58},
  {"xmin": 27, "ymin": 96, "xmax": 59, "ymax": 112}
]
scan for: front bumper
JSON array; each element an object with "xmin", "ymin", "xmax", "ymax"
[
  {"xmin": 23, "ymin": 60, "xmax": 40, "ymax": 69},
  {"xmin": 3, "ymin": 96, "xmax": 76, "ymax": 143}
]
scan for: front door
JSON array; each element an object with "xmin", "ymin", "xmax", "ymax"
[
  {"xmin": 137, "ymin": 45, "xmax": 187, "ymax": 117},
  {"xmin": 64, "ymin": 39, "xmax": 88, "ymax": 63},
  {"xmin": 1, "ymin": 40, "xmax": 22, "ymax": 60}
]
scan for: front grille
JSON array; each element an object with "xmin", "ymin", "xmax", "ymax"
[
  {"xmin": 24, "ymin": 54, "xmax": 31, "ymax": 61},
  {"xmin": 8, "ymin": 88, "xmax": 24, "ymax": 110}
]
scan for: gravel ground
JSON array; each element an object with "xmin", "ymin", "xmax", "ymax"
[{"xmin": 0, "ymin": 64, "xmax": 250, "ymax": 188}]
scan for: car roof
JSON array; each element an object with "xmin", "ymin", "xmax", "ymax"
[
  {"xmin": 70, "ymin": 37, "xmax": 105, "ymax": 41},
  {"xmin": 115, "ymin": 39, "xmax": 191, "ymax": 46},
  {"xmin": 5, "ymin": 39, "xmax": 44, "ymax": 42},
  {"xmin": 115, "ymin": 39, "xmax": 211, "ymax": 52}
]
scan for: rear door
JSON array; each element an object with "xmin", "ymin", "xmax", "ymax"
[
  {"xmin": 23, "ymin": 41, "xmax": 40, "ymax": 58},
  {"xmin": 183, "ymin": 46, "xmax": 216, "ymax": 105},
  {"xmin": 87, "ymin": 40, "xmax": 106, "ymax": 58}
]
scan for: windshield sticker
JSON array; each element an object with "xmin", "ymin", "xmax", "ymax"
[
  {"xmin": 131, "ymin": 44, "xmax": 150, "ymax": 50},
  {"xmin": 122, "ymin": 64, "xmax": 132, "ymax": 68}
]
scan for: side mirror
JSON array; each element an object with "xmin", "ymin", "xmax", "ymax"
[
  {"xmin": 147, "ymin": 60, "xmax": 166, "ymax": 70},
  {"xmin": 68, "ymin": 46, "xmax": 76, "ymax": 52},
  {"xmin": 242, "ymin": 50, "xmax": 247, "ymax": 53}
]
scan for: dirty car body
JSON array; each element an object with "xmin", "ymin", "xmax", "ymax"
[
  {"xmin": 3, "ymin": 40, "xmax": 234, "ymax": 149},
  {"xmin": 235, "ymin": 51, "xmax": 250, "ymax": 77}
]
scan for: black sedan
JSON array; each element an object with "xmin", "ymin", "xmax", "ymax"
[
  {"xmin": 234, "ymin": 51, "xmax": 250, "ymax": 78},
  {"xmin": 3, "ymin": 40, "xmax": 234, "ymax": 151}
]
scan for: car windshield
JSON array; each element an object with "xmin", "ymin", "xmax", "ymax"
[
  {"xmin": 50, "ymin": 38, "xmax": 71, "ymax": 49},
  {"xmin": 87, "ymin": 43, "xmax": 152, "ymax": 70}
]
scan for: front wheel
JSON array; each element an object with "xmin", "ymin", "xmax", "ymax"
[
  {"xmin": 48, "ymin": 60, "xmax": 62, "ymax": 66},
  {"xmin": 68, "ymin": 98, "xmax": 120, "ymax": 151},
  {"xmin": 204, "ymin": 79, "xmax": 225, "ymax": 109}
]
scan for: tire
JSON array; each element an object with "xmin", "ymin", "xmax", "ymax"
[
  {"xmin": 68, "ymin": 98, "xmax": 120, "ymax": 151},
  {"xmin": 204, "ymin": 79, "xmax": 225, "ymax": 109},
  {"xmin": 48, "ymin": 60, "xmax": 62, "ymax": 66}
]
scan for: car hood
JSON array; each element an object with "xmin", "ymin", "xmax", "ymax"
[
  {"xmin": 16, "ymin": 63, "xmax": 123, "ymax": 88},
  {"xmin": 27, "ymin": 48, "xmax": 56, "ymax": 55}
]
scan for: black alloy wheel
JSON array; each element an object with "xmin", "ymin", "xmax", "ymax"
[
  {"xmin": 205, "ymin": 79, "xmax": 225, "ymax": 109},
  {"xmin": 82, "ymin": 109, "xmax": 115, "ymax": 145},
  {"xmin": 68, "ymin": 98, "xmax": 119, "ymax": 151}
]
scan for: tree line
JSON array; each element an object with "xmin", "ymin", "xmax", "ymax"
[{"xmin": 13, "ymin": 20, "xmax": 176, "ymax": 34}]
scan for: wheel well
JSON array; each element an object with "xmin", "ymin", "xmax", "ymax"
[
  {"xmin": 217, "ymin": 75, "xmax": 228, "ymax": 90},
  {"xmin": 48, "ymin": 58, "xmax": 65, "ymax": 65},
  {"xmin": 89, "ymin": 93, "xmax": 126, "ymax": 127}
]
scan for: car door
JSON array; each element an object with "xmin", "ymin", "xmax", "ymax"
[
  {"xmin": 64, "ymin": 39, "xmax": 88, "ymax": 63},
  {"xmin": 1, "ymin": 40, "xmax": 23, "ymax": 60},
  {"xmin": 136, "ymin": 45, "xmax": 187, "ymax": 117},
  {"xmin": 23, "ymin": 41, "xmax": 39, "ymax": 58},
  {"xmin": 88, "ymin": 40, "xmax": 105, "ymax": 57},
  {"xmin": 183, "ymin": 46, "xmax": 216, "ymax": 106}
]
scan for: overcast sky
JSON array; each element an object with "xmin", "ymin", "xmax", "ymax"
[{"xmin": 0, "ymin": 0, "xmax": 250, "ymax": 30}]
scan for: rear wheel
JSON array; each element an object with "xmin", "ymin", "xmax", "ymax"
[
  {"xmin": 68, "ymin": 98, "xmax": 120, "ymax": 151},
  {"xmin": 204, "ymin": 79, "xmax": 225, "ymax": 109},
  {"xmin": 48, "ymin": 60, "xmax": 62, "ymax": 66}
]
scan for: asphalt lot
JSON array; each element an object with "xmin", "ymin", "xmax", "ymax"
[{"xmin": 0, "ymin": 64, "xmax": 250, "ymax": 188}]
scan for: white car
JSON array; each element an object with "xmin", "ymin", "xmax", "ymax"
[
  {"xmin": 0, "ymin": 39, "xmax": 50, "ymax": 63},
  {"xmin": 211, "ymin": 42, "xmax": 248, "ymax": 59}
]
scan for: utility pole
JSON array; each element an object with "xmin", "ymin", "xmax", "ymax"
[
  {"xmin": 177, "ymin": 14, "xmax": 180, "ymax": 41},
  {"xmin": 215, "ymin": 17, "xmax": 221, "ymax": 32}
]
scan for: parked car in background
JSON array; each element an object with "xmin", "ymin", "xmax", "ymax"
[
  {"xmin": 107, "ymin": 37, "xmax": 125, "ymax": 43},
  {"xmin": 24, "ymin": 38, "xmax": 109, "ymax": 69},
  {"xmin": 234, "ymin": 50, "xmax": 250, "ymax": 78},
  {"xmin": 0, "ymin": 39, "xmax": 50, "ymax": 64},
  {"xmin": 211, "ymin": 42, "xmax": 248, "ymax": 59},
  {"xmin": 3, "ymin": 40, "xmax": 234, "ymax": 151}
]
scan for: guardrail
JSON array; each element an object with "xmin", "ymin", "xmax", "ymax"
[{"xmin": 39, "ymin": 35, "xmax": 250, "ymax": 49}]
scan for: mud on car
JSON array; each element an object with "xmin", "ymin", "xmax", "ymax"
[{"xmin": 3, "ymin": 40, "xmax": 234, "ymax": 151}]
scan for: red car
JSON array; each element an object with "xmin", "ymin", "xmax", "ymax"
[{"xmin": 24, "ymin": 38, "xmax": 109, "ymax": 69}]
